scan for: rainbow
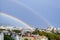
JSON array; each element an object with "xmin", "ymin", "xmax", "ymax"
[
  {"xmin": 10, "ymin": 0, "xmax": 52, "ymax": 26},
  {"xmin": 0, "ymin": 12, "xmax": 33, "ymax": 30}
]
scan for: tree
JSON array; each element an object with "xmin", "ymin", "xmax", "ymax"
[
  {"xmin": 12, "ymin": 30, "xmax": 21, "ymax": 33},
  {"xmin": 4, "ymin": 35, "xmax": 14, "ymax": 40},
  {"xmin": 32, "ymin": 28, "xmax": 40, "ymax": 35},
  {"xmin": 24, "ymin": 38, "xmax": 28, "ymax": 40}
]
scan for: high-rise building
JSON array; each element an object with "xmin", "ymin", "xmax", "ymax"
[{"xmin": 0, "ymin": 32, "xmax": 4, "ymax": 40}]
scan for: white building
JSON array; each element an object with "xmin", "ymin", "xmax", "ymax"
[
  {"xmin": 47, "ymin": 26, "xmax": 54, "ymax": 31},
  {"xmin": 0, "ymin": 32, "xmax": 4, "ymax": 40},
  {"xmin": 57, "ymin": 28, "xmax": 60, "ymax": 33},
  {"xmin": 13, "ymin": 34, "xmax": 22, "ymax": 40},
  {"xmin": 46, "ymin": 26, "xmax": 54, "ymax": 32},
  {"xmin": 0, "ymin": 26, "xmax": 5, "ymax": 29},
  {"xmin": 0, "ymin": 26, "xmax": 22, "ymax": 31}
]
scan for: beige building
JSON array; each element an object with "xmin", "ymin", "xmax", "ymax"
[
  {"xmin": 37, "ymin": 36, "xmax": 48, "ymax": 40},
  {"xmin": 22, "ymin": 36, "xmax": 36, "ymax": 40}
]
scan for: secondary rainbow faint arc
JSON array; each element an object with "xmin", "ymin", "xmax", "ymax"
[
  {"xmin": 0, "ymin": 12, "xmax": 33, "ymax": 30},
  {"xmin": 10, "ymin": 0, "xmax": 52, "ymax": 26}
]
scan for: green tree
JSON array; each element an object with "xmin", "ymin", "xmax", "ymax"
[
  {"xmin": 4, "ymin": 35, "xmax": 14, "ymax": 40},
  {"xmin": 24, "ymin": 38, "xmax": 28, "ymax": 40},
  {"xmin": 32, "ymin": 28, "xmax": 40, "ymax": 35},
  {"xmin": 12, "ymin": 30, "xmax": 21, "ymax": 33}
]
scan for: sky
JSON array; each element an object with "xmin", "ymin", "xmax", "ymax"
[{"xmin": 0, "ymin": 0, "xmax": 60, "ymax": 28}]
